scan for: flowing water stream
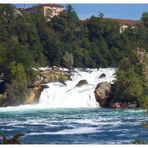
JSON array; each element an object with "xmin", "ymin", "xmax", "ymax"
[{"xmin": 0, "ymin": 68, "xmax": 147, "ymax": 144}]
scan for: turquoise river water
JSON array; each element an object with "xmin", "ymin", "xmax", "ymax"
[{"xmin": 0, "ymin": 108, "xmax": 147, "ymax": 144}]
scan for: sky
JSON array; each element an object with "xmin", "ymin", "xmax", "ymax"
[{"xmin": 15, "ymin": 4, "xmax": 148, "ymax": 20}]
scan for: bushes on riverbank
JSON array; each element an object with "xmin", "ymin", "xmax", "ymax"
[{"xmin": 111, "ymin": 49, "xmax": 148, "ymax": 111}]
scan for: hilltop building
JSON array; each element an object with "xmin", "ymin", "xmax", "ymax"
[
  {"xmin": 42, "ymin": 4, "xmax": 64, "ymax": 21},
  {"xmin": 81, "ymin": 18, "xmax": 138, "ymax": 33},
  {"xmin": 18, "ymin": 4, "xmax": 64, "ymax": 21},
  {"xmin": 112, "ymin": 18, "xmax": 137, "ymax": 33}
]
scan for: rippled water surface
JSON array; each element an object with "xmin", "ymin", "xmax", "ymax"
[{"xmin": 0, "ymin": 108, "xmax": 148, "ymax": 144}]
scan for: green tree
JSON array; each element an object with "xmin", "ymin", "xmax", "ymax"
[
  {"xmin": 62, "ymin": 51, "xmax": 74, "ymax": 69},
  {"xmin": 9, "ymin": 61, "xmax": 27, "ymax": 90},
  {"xmin": 6, "ymin": 62, "xmax": 27, "ymax": 105},
  {"xmin": 98, "ymin": 12, "xmax": 104, "ymax": 18},
  {"xmin": 113, "ymin": 68, "xmax": 143, "ymax": 103},
  {"xmin": 141, "ymin": 12, "xmax": 148, "ymax": 27},
  {"xmin": 140, "ymin": 95, "xmax": 148, "ymax": 113}
]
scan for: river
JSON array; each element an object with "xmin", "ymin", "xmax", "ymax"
[
  {"xmin": 0, "ymin": 68, "xmax": 147, "ymax": 144},
  {"xmin": 0, "ymin": 108, "xmax": 147, "ymax": 144}
]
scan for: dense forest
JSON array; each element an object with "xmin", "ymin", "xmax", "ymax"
[{"xmin": 0, "ymin": 4, "xmax": 147, "ymax": 109}]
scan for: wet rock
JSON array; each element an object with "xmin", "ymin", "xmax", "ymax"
[
  {"xmin": 41, "ymin": 84, "xmax": 49, "ymax": 89},
  {"xmin": 99, "ymin": 73, "xmax": 106, "ymax": 78},
  {"xmin": 25, "ymin": 85, "xmax": 44, "ymax": 104},
  {"xmin": 75, "ymin": 80, "xmax": 88, "ymax": 87},
  {"xmin": 40, "ymin": 69, "xmax": 69, "ymax": 83},
  {"xmin": 94, "ymin": 82, "xmax": 112, "ymax": 107},
  {"xmin": 60, "ymin": 81, "xmax": 67, "ymax": 86}
]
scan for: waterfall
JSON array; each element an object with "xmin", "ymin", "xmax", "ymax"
[{"xmin": 38, "ymin": 68, "xmax": 116, "ymax": 108}]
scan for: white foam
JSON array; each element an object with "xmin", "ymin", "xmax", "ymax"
[
  {"xmin": 0, "ymin": 68, "xmax": 116, "ymax": 110},
  {"xmin": 73, "ymin": 119, "xmax": 98, "ymax": 125},
  {"xmin": 27, "ymin": 127, "xmax": 98, "ymax": 136},
  {"xmin": 0, "ymin": 128, "xmax": 14, "ymax": 131},
  {"xmin": 38, "ymin": 67, "xmax": 50, "ymax": 71},
  {"xmin": 125, "ymin": 109, "xmax": 144, "ymax": 113},
  {"xmin": 38, "ymin": 68, "xmax": 116, "ymax": 108}
]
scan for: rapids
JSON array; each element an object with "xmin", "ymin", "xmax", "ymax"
[
  {"xmin": 0, "ymin": 68, "xmax": 116, "ymax": 111},
  {"xmin": 38, "ymin": 68, "xmax": 116, "ymax": 108}
]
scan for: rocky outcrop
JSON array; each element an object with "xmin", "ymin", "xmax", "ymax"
[
  {"xmin": 37, "ymin": 69, "xmax": 69, "ymax": 85},
  {"xmin": 25, "ymin": 68, "xmax": 70, "ymax": 105},
  {"xmin": 75, "ymin": 80, "xmax": 88, "ymax": 87},
  {"xmin": 25, "ymin": 84, "xmax": 49, "ymax": 104},
  {"xmin": 99, "ymin": 73, "xmax": 106, "ymax": 78},
  {"xmin": 25, "ymin": 86, "xmax": 44, "ymax": 104},
  {"xmin": 94, "ymin": 82, "xmax": 112, "ymax": 107}
]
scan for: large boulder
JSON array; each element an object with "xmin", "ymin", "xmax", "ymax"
[
  {"xmin": 94, "ymin": 82, "xmax": 112, "ymax": 107},
  {"xmin": 75, "ymin": 80, "xmax": 88, "ymax": 87}
]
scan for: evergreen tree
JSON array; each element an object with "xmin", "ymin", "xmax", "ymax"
[{"xmin": 62, "ymin": 51, "xmax": 74, "ymax": 69}]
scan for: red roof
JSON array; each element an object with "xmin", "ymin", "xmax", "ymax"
[
  {"xmin": 80, "ymin": 20, "xmax": 88, "ymax": 24},
  {"xmin": 111, "ymin": 18, "xmax": 138, "ymax": 26},
  {"xmin": 42, "ymin": 4, "xmax": 64, "ymax": 8},
  {"xmin": 80, "ymin": 18, "xmax": 138, "ymax": 26}
]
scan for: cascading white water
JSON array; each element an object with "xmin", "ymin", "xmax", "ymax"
[
  {"xmin": 38, "ymin": 68, "xmax": 116, "ymax": 108},
  {"xmin": 0, "ymin": 68, "xmax": 116, "ymax": 111}
]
